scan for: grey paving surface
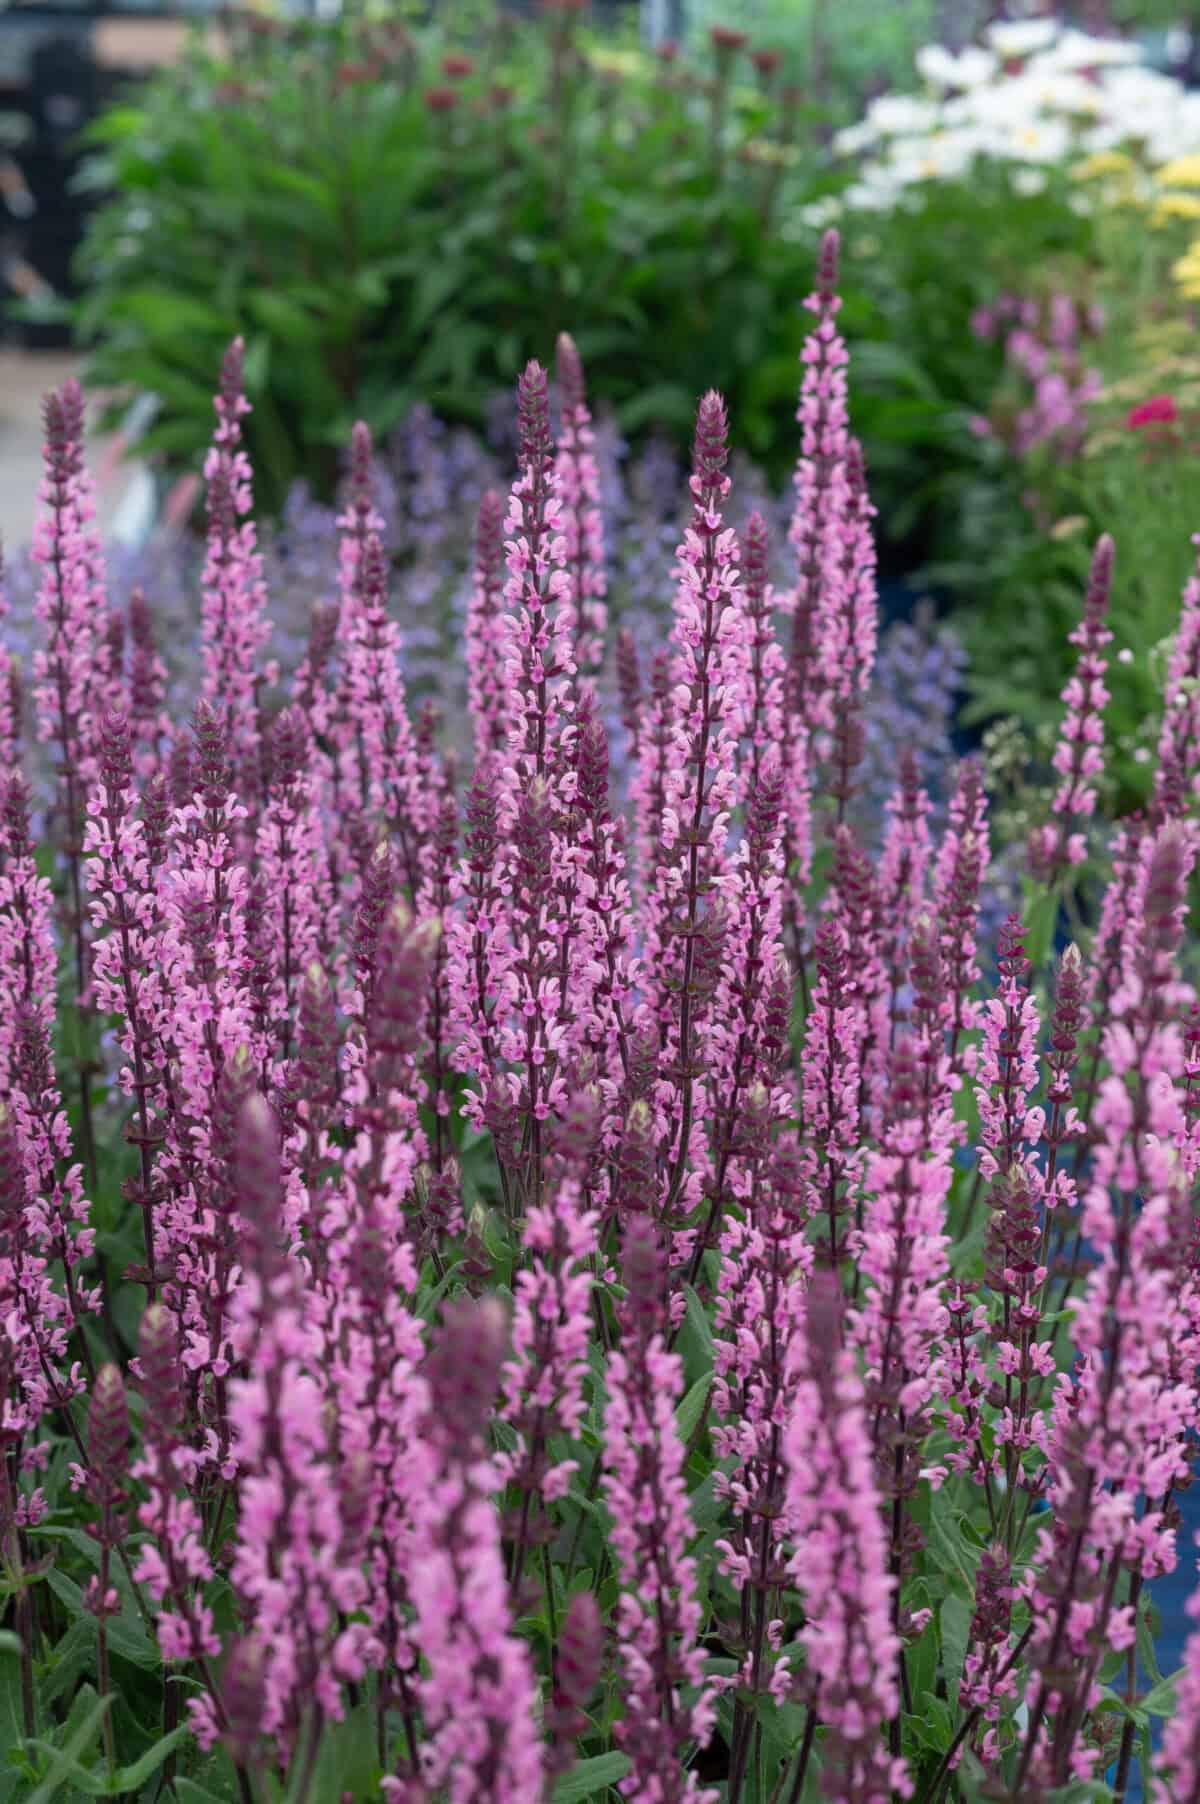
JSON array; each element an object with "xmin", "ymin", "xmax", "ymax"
[{"xmin": 0, "ymin": 348, "xmax": 144, "ymax": 553}]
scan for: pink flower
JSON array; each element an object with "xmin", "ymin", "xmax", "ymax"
[{"xmin": 1128, "ymin": 393, "xmax": 1178, "ymax": 430}]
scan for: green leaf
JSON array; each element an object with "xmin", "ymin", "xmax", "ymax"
[
  {"xmin": 675, "ymin": 1374, "xmax": 711, "ymax": 1446},
  {"xmin": 904, "ymin": 1694, "xmax": 955, "ymax": 1753},
  {"xmin": 940, "ymin": 1594, "xmax": 972, "ymax": 1699},
  {"xmin": 302, "ymin": 1703, "xmax": 380, "ymax": 1800},
  {"xmin": 26, "ymin": 1689, "xmax": 111, "ymax": 1804},
  {"xmin": 111, "ymin": 1725, "xmax": 189, "ymax": 1790},
  {"xmin": 925, "ymin": 1491, "xmax": 978, "ymax": 1598},
  {"xmin": 0, "ymin": 1633, "xmax": 19, "ymax": 1658},
  {"xmin": 683, "ymin": 1286, "xmax": 713, "ymax": 1361},
  {"xmin": 1141, "ymin": 1669, "xmax": 1182, "ymax": 1717},
  {"xmin": 553, "ymin": 1751, "xmax": 633, "ymax": 1801},
  {"xmin": 176, "ymin": 1778, "xmax": 237, "ymax": 1804}
]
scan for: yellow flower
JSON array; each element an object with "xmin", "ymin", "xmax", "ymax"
[
  {"xmin": 1173, "ymin": 243, "xmax": 1200, "ymax": 290},
  {"xmin": 1156, "ymin": 153, "xmax": 1200, "ymax": 188},
  {"xmin": 1152, "ymin": 192, "xmax": 1200, "ymax": 225},
  {"xmin": 585, "ymin": 47, "xmax": 647, "ymax": 80},
  {"xmin": 741, "ymin": 138, "xmax": 800, "ymax": 167},
  {"xmin": 1072, "ymin": 150, "xmax": 1134, "ymax": 180}
]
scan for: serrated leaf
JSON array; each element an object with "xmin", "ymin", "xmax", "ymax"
[
  {"xmin": 675, "ymin": 1374, "xmax": 711, "ymax": 1446},
  {"xmin": 109, "ymin": 1725, "xmax": 189, "ymax": 1790},
  {"xmin": 940, "ymin": 1594, "xmax": 972, "ymax": 1699},
  {"xmin": 925, "ymin": 1492, "xmax": 977, "ymax": 1596},
  {"xmin": 177, "ymin": 1781, "xmax": 236, "ymax": 1804},
  {"xmin": 553, "ymin": 1751, "xmax": 633, "ymax": 1801},
  {"xmin": 1141, "ymin": 1669, "xmax": 1182, "ymax": 1716},
  {"xmin": 26, "ymin": 1689, "xmax": 111, "ymax": 1803},
  {"xmin": 683, "ymin": 1286, "xmax": 713, "ymax": 1360}
]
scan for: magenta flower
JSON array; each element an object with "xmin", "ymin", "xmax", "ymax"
[
  {"xmin": 200, "ymin": 340, "xmax": 272, "ymax": 803},
  {"xmin": 603, "ymin": 1218, "xmax": 717, "ymax": 1801},
  {"xmin": 782, "ymin": 1271, "xmax": 911, "ymax": 1803},
  {"xmin": 465, "ymin": 488, "xmax": 509, "ymax": 761},
  {"xmin": 1029, "ymin": 534, "xmax": 1113, "ymax": 878},
  {"xmin": 397, "ymin": 1297, "xmax": 544, "ymax": 1802},
  {"xmin": 555, "ymin": 333, "xmax": 609, "ymax": 688},
  {"xmin": 498, "ymin": 1159, "xmax": 599, "ymax": 1585}
]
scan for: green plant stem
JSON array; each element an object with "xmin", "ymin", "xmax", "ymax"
[
  {"xmin": 920, "ymin": 1625, "xmax": 1032, "ymax": 1804},
  {"xmin": 784, "ymin": 1702, "xmax": 819, "ymax": 1804}
]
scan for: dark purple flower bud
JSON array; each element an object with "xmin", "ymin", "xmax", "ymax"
[
  {"xmin": 985, "ymin": 1162, "xmax": 1040, "ymax": 1299},
  {"xmin": 574, "ymin": 693, "xmax": 609, "ymax": 820},
  {"xmin": 1085, "ymin": 532, "xmax": 1115, "ymax": 629},
  {"xmin": 219, "ymin": 337, "xmax": 245, "ymax": 413},
  {"xmin": 337, "ymin": 1449, "xmax": 375, "ymax": 1563},
  {"xmin": 463, "ymin": 760, "xmax": 500, "ymax": 877},
  {"xmin": 550, "ymin": 1087, "xmax": 602, "ymax": 1171},
  {"xmin": 210, "ymin": 1045, "xmax": 258, "ymax": 1213},
  {"xmin": 353, "ymin": 840, "xmax": 398, "ymax": 991},
  {"xmin": 426, "ymin": 1296, "xmax": 509, "ymax": 1449},
  {"xmin": 831, "ymin": 699, "xmax": 866, "ymax": 807},
  {"xmin": 690, "ymin": 899, "xmax": 729, "ymax": 1007},
  {"xmin": 241, "ymin": 875, "xmax": 274, "ymax": 1045},
  {"xmin": 14, "ymin": 1001, "xmax": 53, "ymax": 1104},
  {"xmin": 621, "ymin": 1212, "xmax": 666, "ymax": 1338},
  {"xmin": 298, "ymin": 961, "xmax": 339, "ymax": 1112},
  {"xmin": 0, "ymin": 1104, "xmax": 28, "ymax": 1243},
  {"xmin": 425, "ymin": 1160, "xmax": 462, "ymax": 1246},
  {"xmin": 178, "ymin": 881, "xmax": 217, "ymax": 974},
  {"xmin": 104, "ymin": 609, "xmax": 125, "ymax": 670},
  {"xmin": 805, "ymin": 1266, "xmax": 845, "ymax": 1369},
  {"xmin": 168, "ymin": 735, "xmax": 195, "ymax": 811},
  {"xmin": 1050, "ymin": 943, "xmax": 1085, "ymax": 1057},
  {"xmin": 909, "ymin": 911, "xmax": 945, "ymax": 1029},
  {"xmin": 743, "ymin": 510, "xmax": 770, "ymax": 613},
  {"xmin": 268, "ymin": 704, "xmax": 308, "ymax": 793},
  {"xmin": 817, "ymin": 226, "xmax": 840, "ymax": 301},
  {"xmin": 692, "ymin": 390, "xmax": 729, "ymax": 486},
  {"xmin": 368, "ymin": 903, "xmax": 438, "ymax": 1067},
  {"xmin": 348, "ymin": 420, "xmax": 374, "ymax": 521},
  {"xmin": 884, "ymin": 1036, "xmax": 923, "ymax": 1128},
  {"xmin": 139, "ymin": 1304, "xmax": 182, "ymax": 1435},
  {"xmin": 616, "ymin": 628, "xmax": 641, "ymax": 740},
  {"xmin": 556, "ymin": 332, "xmax": 586, "ymax": 414},
  {"xmin": 303, "ymin": 602, "xmax": 338, "ymax": 687},
  {"xmin": 128, "ymin": 586, "xmax": 154, "ymax": 651},
  {"xmin": 88, "ymin": 1363, "xmax": 129, "ymax": 1490},
  {"xmin": 971, "ymin": 1542, "xmax": 1012, "ymax": 1648},
  {"xmin": 547, "ymin": 1588, "xmax": 603, "ymax": 1770},
  {"xmin": 513, "ymin": 778, "xmax": 553, "ymax": 899},
  {"xmin": 5, "ymin": 661, "xmax": 21, "ymax": 750},
  {"xmin": 1142, "ymin": 823, "xmax": 1189, "ymax": 968},
  {"xmin": 517, "ymin": 361, "xmax": 553, "ymax": 473},
  {"xmin": 415, "ymin": 696, "xmax": 440, "ymax": 768},
  {"xmin": 760, "ymin": 957, "xmax": 793, "ymax": 1078},
  {"xmin": 997, "ymin": 913, "xmax": 1032, "ymax": 989},
  {"xmin": 475, "ymin": 487, "xmax": 505, "ymax": 579},
  {"xmin": 192, "ymin": 701, "xmax": 232, "ymax": 810},
  {"xmin": 98, "ymin": 709, "xmax": 133, "ymax": 796},
  {"xmin": 615, "ymin": 1099, "xmax": 656, "ymax": 1223},
  {"xmin": 746, "ymin": 753, "xmax": 784, "ymax": 874},
  {"xmin": 221, "ymin": 1637, "xmax": 266, "ymax": 1767},
  {"xmin": 235, "ymin": 1094, "xmax": 284, "ymax": 1275},
  {"xmin": 42, "ymin": 380, "xmax": 85, "ymax": 486},
  {"xmin": 622, "ymin": 1028, "xmax": 659, "ymax": 1107},
  {"xmin": 359, "ymin": 534, "xmax": 390, "ymax": 612},
  {"xmin": 1, "ymin": 772, "xmax": 32, "ymax": 860},
  {"xmin": 140, "ymin": 772, "xmax": 172, "ymax": 869}
]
